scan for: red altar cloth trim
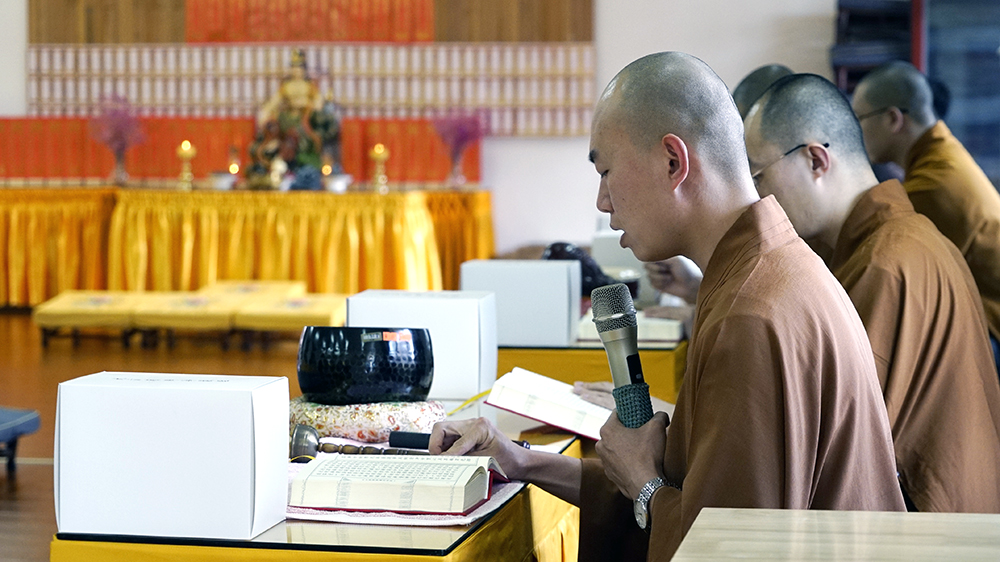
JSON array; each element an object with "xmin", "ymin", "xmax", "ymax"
[{"xmin": 0, "ymin": 117, "xmax": 479, "ymax": 184}]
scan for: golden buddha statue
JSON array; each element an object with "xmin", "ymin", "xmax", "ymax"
[{"xmin": 248, "ymin": 49, "xmax": 342, "ymax": 190}]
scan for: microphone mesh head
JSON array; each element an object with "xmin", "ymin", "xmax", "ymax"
[{"xmin": 591, "ymin": 283, "xmax": 637, "ymax": 333}]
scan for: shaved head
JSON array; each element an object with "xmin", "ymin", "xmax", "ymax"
[
  {"xmin": 855, "ymin": 61, "xmax": 936, "ymax": 127},
  {"xmin": 753, "ymin": 74, "xmax": 870, "ymax": 167},
  {"xmin": 597, "ymin": 51, "xmax": 748, "ymax": 183},
  {"xmin": 732, "ymin": 64, "xmax": 794, "ymax": 119}
]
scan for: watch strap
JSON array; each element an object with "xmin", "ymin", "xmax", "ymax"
[{"xmin": 636, "ymin": 477, "xmax": 666, "ymax": 530}]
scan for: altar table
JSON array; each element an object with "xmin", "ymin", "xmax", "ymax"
[{"xmin": 0, "ymin": 188, "xmax": 116, "ymax": 307}]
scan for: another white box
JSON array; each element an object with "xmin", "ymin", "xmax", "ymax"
[
  {"xmin": 460, "ymin": 260, "xmax": 581, "ymax": 347},
  {"xmin": 347, "ymin": 290, "xmax": 497, "ymax": 401},
  {"xmin": 55, "ymin": 372, "xmax": 289, "ymax": 540}
]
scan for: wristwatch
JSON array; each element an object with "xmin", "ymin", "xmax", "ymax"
[{"xmin": 634, "ymin": 477, "xmax": 666, "ymax": 531}]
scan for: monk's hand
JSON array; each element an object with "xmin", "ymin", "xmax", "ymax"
[
  {"xmin": 644, "ymin": 257, "xmax": 702, "ymax": 304},
  {"xmin": 573, "ymin": 381, "xmax": 616, "ymax": 410},
  {"xmin": 595, "ymin": 411, "xmax": 670, "ymax": 500},
  {"xmin": 429, "ymin": 417, "xmax": 529, "ymax": 480}
]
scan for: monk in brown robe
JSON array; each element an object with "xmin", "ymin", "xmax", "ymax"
[
  {"xmin": 429, "ymin": 52, "xmax": 904, "ymax": 561},
  {"xmin": 851, "ymin": 62, "xmax": 1000, "ymax": 357},
  {"xmin": 745, "ymin": 73, "xmax": 1000, "ymax": 513}
]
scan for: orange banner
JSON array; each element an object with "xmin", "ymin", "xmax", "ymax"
[{"xmin": 185, "ymin": 0, "xmax": 434, "ymax": 43}]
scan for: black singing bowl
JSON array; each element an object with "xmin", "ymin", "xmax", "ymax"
[{"xmin": 297, "ymin": 326, "xmax": 434, "ymax": 405}]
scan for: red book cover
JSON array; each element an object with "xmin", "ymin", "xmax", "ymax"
[
  {"xmin": 350, "ymin": 0, "xmax": 372, "ymax": 42},
  {"xmin": 326, "ymin": 0, "xmax": 347, "ymax": 42},
  {"xmin": 245, "ymin": 0, "xmax": 265, "ymax": 42},
  {"xmin": 370, "ymin": 0, "xmax": 391, "ymax": 43},
  {"xmin": 274, "ymin": 0, "xmax": 291, "ymax": 42},
  {"xmin": 286, "ymin": 0, "xmax": 306, "ymax": 42},
  {"xmin": 185, "ymin": 0, "xmax": 206, "ymax": 43},
  {"xmin": 413, "ymin": 0, "xmax": 435, "ymax": 42},
  {"xmin": 228, "ymin": 0, "xmax": 249, "ymax": 43},
  {"xmin": 390, "ymin": 0, "xmax": 413, "ymax": 43}
]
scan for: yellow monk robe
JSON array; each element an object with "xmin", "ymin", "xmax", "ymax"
[{"xmin": 903, "ymin": 121, "xmax": 1000, "ymax": 340}]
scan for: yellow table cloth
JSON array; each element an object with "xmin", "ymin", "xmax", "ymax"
[
  {"xmin": 424, "ymin": 190, "xmax": 495, "ymax": 290},
  {"xmin": 108, "ymin": 190, "xmax": 444, "ymax": 295},
  {"xmin": 0, "ymin": 188, "xmax": 117, "ymax": 307}
]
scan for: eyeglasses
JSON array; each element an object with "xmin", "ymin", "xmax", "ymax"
[
  {"xmin": 856, "ymin": 107, "xmax": 908, "ymax": 121},
  {"xmin": 751, "ymin": 142, "xmax": 830, "ymax": 184}
]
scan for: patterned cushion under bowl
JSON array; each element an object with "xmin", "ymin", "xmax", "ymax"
[{"xmin": 289, "ymin": 396, "xmax": 446, "ymax": 443}]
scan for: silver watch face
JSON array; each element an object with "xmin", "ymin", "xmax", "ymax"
[{"xmin": 633, "ymin": 498, "xmax": 648, "ymax": 529}]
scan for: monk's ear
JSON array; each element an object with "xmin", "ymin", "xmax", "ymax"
[
  {"xmin": 886, "ymin": 107, "xmax": 907, "ymax": 133},
  {"xmin": 661, "ymin": 134, "xmax": 690, "ymax": 187},
  {"xmin": 807, "ymin": 142, "xmax": 831, "ymax": 177}
]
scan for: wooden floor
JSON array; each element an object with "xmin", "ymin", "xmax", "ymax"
[{"xmin": 0, "ymin": 309, "xmax": 305, "ymax": 561}]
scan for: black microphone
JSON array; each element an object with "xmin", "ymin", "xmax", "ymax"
[{"xmin": 591, "ymin": 283, "xmax": 656, "ymax": 428}]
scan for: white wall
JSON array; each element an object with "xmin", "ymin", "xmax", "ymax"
[
  {"xmin": 482, "ymin": 136, "xmax": 599, "ymax": 254},
  {"xmin": 484, "ymin": 0, "xmax": 838, "ymax": 255},
  {"xmin": 0, "ymin": 0, "xmax": 27, "ymax": 116}
]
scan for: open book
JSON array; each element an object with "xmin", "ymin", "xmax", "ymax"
[
  {"xmin": 486, "ymin": 367, "xmax": 613, "ymax": 441},
  {"xmin": 289, "ymin": 455, "xmax": 508, "ymax": 516}
]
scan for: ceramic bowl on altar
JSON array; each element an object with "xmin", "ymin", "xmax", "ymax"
[{"xmin": 296, "ymin": 326, "xmax": 434, "ymax": 405}]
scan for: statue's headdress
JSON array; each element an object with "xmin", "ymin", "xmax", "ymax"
[{"xmin": 290, "ymin": 49, "xmax": 307, "ymax": 69}]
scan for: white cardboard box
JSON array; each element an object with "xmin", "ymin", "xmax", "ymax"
[
  {"xmin": 55, "ymin": 372, "xmax": 289, "ymax": 540},
  {"xmin": 460, "ymin": 260, "xmax": 581, "ymax": 347},
  {"xmin": 346, "ymin": 290, "xmax": 497, "ymax": 401}
]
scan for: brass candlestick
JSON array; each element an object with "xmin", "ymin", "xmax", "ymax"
[
  {"xmin": 176, "ymin": 140, "xmax": 197, "ymax": 191},
  {"xmin": 369, "ymin": 142, "xmax": 389, "ymax": 194}
]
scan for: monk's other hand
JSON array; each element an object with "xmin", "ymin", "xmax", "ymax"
[
  {"xmin": 429, "ymin": 417, "xmax": 529, "ymax": 480},
  {"xmin": 644, "ymin": 257, "xmax": 702, "ymax": 304},
  {"xmin": 573, "ymin": 381, "xmax": 616, "ymax": 410},
  {"xmin": 595, "ymin": 411, "xmax": 670, "ymax": 499}
]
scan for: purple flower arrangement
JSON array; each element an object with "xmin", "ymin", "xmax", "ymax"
[
  {"xmin": 90, "ymin": 95, "xmax": 145, "ymax": 162},
  {"xmin": 431, "ymin": 113, "xmax": 486, "ymax": 186}
]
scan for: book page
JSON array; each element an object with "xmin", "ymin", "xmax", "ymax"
[
  {"xmin": 486, "ymin": 367, "xmax": 611, "ymax": 440},
  {"xmin": 290, "ymin": 455, "xmax": 497, "ymax": 514}
]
